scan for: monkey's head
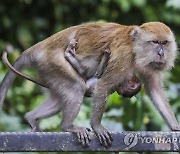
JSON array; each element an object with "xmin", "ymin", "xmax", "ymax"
[{"xmin": 131, "ymin": 22, "xmax": 177, "ymax": 72}]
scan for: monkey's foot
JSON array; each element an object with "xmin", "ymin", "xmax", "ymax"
[
  {"xmin": 27, "ymin": 121, "xmax": 41, "ymax": 132},
  {"xmin": 92, "ymin": 125, "xmax": 113, "ymax": 147},
  {"xmin": 104, "ymin": 48, "xmax": 110, "ymax": 54},
  {"xmin": 64, "ymin": 126, "xmax": 91, "ymax": 146},
  {"xmin": 31, "ymin": 126, "xmax": 41, "ymax": 132},
  {"xmin": 171, "ymin": 124, "xmax": 180, "ymax": 131},
  {"xmin": 25, "ymin": 114, "xmax": 40, "ymax": 132},
  {"xmin": 69, "ymin": 39, "xmax": 77, "ymax": 48}
]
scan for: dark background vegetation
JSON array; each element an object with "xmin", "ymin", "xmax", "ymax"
[{"xmin": 0, "ymin": 0, "xmax": 180, "ymax": 154}]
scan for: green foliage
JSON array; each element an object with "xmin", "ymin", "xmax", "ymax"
[{"xmin": 0, "ymin": 0, "xmax": 180, "ymax": 153}]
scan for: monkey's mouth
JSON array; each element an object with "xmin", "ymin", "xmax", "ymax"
[{"xmin": 149, "ymin": 61, "xmax": 165, "ymax": 70}]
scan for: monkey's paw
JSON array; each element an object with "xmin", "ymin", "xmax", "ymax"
[
  {"xmin": 75, "ymin": 127, "xmax": 91, "ymax": 146},
  {"xmin": 171, "ymin": 124, "xmax": 180, "ymax": 131},
  {"xmin": 31, "ymin": 127, "xmax": 41, "ymax": 132},
  {"xmin": 93, "ymin": 125, "xmax": 113, "ymax": 147}
]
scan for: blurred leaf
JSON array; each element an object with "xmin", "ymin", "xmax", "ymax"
[
  {"xmin": 116, "ymin": 0, "xmax": 130, "ymax": 12},
  {"xmin": 166, "ymin": 0, "xmax": 180, "ymax": 9},
  {"xmin": 39, "ymin": 115, "xmax": 60, "ymax": 131}
]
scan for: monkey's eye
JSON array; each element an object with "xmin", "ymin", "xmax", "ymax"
[
  {"xmin": 152, "ymin": 41, "xmax": 159, "ymax": 44},
  {"xmin": 161, "ymin": 40, "xmax": 168, "ymax": 45}
]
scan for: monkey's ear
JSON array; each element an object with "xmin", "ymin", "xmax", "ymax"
[{"xmin": 130, "ymin": 26, "xmax": 140, "ymax": 41}]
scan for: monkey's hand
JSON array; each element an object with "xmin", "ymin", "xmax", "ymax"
[
  {"xmin": 92, "ymin": 125, "xmax": 113, "ymax": 147},
  {"xmin": 76, "ymin": 127, "xmax": 91, "ymax": 146}
]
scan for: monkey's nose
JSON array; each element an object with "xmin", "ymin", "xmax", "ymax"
[{"xmin": 158, "ymin": 48, "xmax": 164, "ymax": 57}]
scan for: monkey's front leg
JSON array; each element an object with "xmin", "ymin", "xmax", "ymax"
[
  {"xmin": 90, "ymin": 84, "xmax": 113, "ymax": 147},
  {"xmin": 144, "ymin": 74, "xmax": 180, "ymax": 130}
]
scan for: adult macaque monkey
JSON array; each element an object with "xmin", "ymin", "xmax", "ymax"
[{"xmin": 0, "ymin": 22, "xmax": 178, "ymax": 147}]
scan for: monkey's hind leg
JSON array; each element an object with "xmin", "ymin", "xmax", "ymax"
[
  {"xmin": 60, "ymin": 86, "xmax": 91, "ymax": 146},
  {"xmin": 25, "ymin": 94, "xmax": 62, "ymax": 132}
]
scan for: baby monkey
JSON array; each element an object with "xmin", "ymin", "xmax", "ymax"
[{"xmin": 64, "ymin": 39, "xmax": 141, "ymax": 97}]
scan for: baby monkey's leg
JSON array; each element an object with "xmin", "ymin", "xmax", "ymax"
[{"xmin": 64, "ymin": 39, "xmax": 85, "ymax": 77}]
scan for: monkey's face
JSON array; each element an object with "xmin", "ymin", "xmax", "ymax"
[{"xmin": 132, "ymin": 22, "xmax": 177, "ymax": 71}]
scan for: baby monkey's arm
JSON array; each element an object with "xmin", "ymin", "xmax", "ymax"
[{"xmin": 64, "ymin": 39, "xmax": 85, "ymax": 77}]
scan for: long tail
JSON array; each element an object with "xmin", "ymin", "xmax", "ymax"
[
  {"xmin": 2, "ymin": 51, "xmax": 48, "ymax": 88},
  {"xmin": 0, "ymin": 50, "xmax": 31, "ymax": 109}
]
